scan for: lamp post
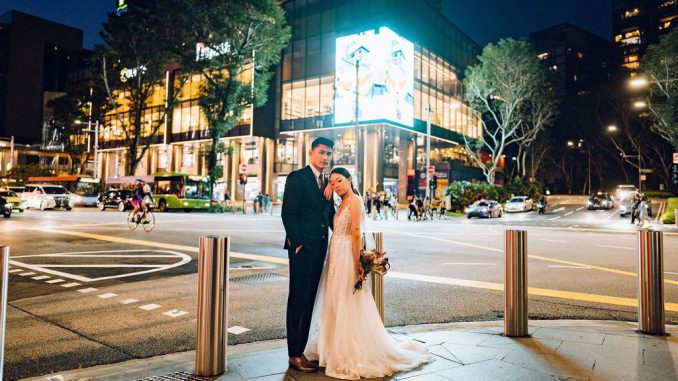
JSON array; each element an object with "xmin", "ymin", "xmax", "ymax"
[
  {"xmin": 342, "ymin": 46, "xmax": 368, "ymax": 194},
  {"xmin": 606, "ymin": 125, "xmax": 642, "ymax": 191},
  {"xmin": 425, "ymin": 103, "xmax": 431, "ymax": 201},
  {"xmin": 566, "ymin": 139, "xmax": 591, "ymax": 194},
  {"xmin": 75, "ymin": 119, "xmax": 100, "ymax": 179}
]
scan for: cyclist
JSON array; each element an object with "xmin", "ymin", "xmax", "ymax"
[{"xmin": 131, "ymin": 179, "xmax": 154, "ymax": 223}]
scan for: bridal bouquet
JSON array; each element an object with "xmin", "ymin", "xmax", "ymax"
[{"xmin": 353, "ymin": 249, "xmax": 390, "ymax": 293}]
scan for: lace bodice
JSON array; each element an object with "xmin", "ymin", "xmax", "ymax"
[{"xmin": 333, "ymin": 205, "xmax": 353, "ymax": 237}]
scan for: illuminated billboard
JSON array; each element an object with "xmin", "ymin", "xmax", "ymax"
[{"xmin": 335, "ymin": 27, "xmax": 414, "ymax": 127}]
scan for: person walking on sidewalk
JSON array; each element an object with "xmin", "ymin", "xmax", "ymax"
[{"xmin": 281, "ymin": 137, "xmax": 335, "ymax": 373}]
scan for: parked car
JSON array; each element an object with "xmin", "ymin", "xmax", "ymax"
[
  {"xmin": 467, "ymin": 200, "xmax": 503, "ymax": 218},
  {"xmin": 505, "ymin": 196, "xmax": 533, "ymax": 212},
  {"xmin": 8, "ymin": 186, "xmax": 24, "ymax": 194},
  {"xmin": 618, "ymin": 196, "xmax": 635, "ymax": 217},
  {"xmin": 0, "ymin": 189, "xmax": 26, "ymax": 212},
  {"xmin": 97, "ymin": 189, "xmax": 133, "ymax": 212},
  {"xmin": 588, "ymin": 192, "xmax": 614, "ymax": 210},
  {"xmin": 0, "ymin": 195, "xmax": 12, "ymax": 218},
  {"xmin": 616, "ymin": 184, "xmax": 637, "ymax": 201},
  {"xmin": 21, "ymin": 184, "xmax": 74, "ymax": 210}
]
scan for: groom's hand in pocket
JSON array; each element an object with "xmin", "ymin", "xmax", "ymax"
[{"xmin": 295, "ymin": 245, "xmax": 303, "ymax": 254}]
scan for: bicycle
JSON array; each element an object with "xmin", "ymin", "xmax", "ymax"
[{"xmin": 127, "ymin": 203, "xmax": 155, "ymax": 232}]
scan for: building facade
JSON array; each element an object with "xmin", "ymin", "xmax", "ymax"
[
  {"xmin": 98, "ymin": 0, "xmax": 486, "ymax": 202},
  {"xmin": 613, "ymin": 0, "xmax": 677, "ymax": 71}
]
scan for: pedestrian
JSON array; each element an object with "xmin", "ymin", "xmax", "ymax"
[
  {"xmin": 374, "ymin": 193, "xmax": 382, "ymax": 219},
  {"xmin": 390, "ymin": 195, "xmax": 398, "ymax": 219},
  {"xmin": 225, "ymin": 190, "xmax": 231, "ymax": 208},
  {"xmin": 264, "ymin": 193, "xmax": 271, "ymax": 213},
  {"xmin": 437, "ymin": 197, "xmax": 445, "ymax": 219},
  {"xmin": 408, "ymin": 197, "xmax": 418, "ymax": 220},
  {"xmin": 256, "ymin": 192, "xmax": 264, "ymax": 214},
  {"xmin": 366, "ymin": 192, "xmax": 372, "ymax": 215},
  {"xmin": 419, "ymin": 196, "xmax": 427, "ymax": 220},
  {"xmin": 630, "ymin": 192, "xmax": 641, "ymax": 224}
]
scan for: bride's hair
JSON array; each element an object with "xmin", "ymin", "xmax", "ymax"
[{"xmin": 330, "ymin": 167, "xmax": 359, "ymax": 195}]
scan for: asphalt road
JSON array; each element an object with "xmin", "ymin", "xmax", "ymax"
[{"xmin": 2, "ymin": 195, "xmax": 677, "ymax": 379}]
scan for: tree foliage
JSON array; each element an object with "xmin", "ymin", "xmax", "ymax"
[{"xmin": 463, "ymin": 38, "xmax": 555, "ymax": 184}]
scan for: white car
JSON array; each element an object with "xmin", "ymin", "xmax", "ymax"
[
  {"xmin": 616, "ymin": 185, "xmax": 637, "ymax": 201},
  {"xmin": 21, "ymin": 184, "xmax": 74, "ymax": 210},
  {"xmin": 505, "ymin": 196, "xmax": 534, "ymax": 212}
]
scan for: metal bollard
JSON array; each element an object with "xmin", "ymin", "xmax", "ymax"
[
  {"xmin": 368, "ymin": 232, "xmax": 385, "ymax": 322},
  {"xmin": 505, "ymin": 230, "xmax": 528, "ymax": 337},
  {"xmin": 0, "ymin": 246, "xmax": 9, "ymax": 381},
  {"xmin": 638, "ymin": 229, "xmax": 665, "ymax": 335},
  {"xmin": 195, "ymin": 236, "xmax": 230, "ymax": 376}
]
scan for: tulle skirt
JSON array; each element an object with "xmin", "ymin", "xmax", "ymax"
[{"xmin": 304, "ymin": 235, "xmax": 432, "ymax": 379}]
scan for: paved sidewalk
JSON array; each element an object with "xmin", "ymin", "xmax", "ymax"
[{"xmin": 20, "ymin": 320, "xmax": 678, "ymax": 381}]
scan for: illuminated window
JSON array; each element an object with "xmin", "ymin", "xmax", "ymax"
[
  {"xmin": 537, "ymin": 52, "xmax": 549, "ymax": 61},
  {"xmin": 615, "ymin": 34, "xmax": 622, "ymax": 42},
  {"xmin": 623, "ymin": 8, "xmax": 640, "ymax": 18},
  {"xmin": 577, "ymin": 52, "xmax": 584, "ymax": 59},
  {"xmin": 659, "ymin": 16, "xmax": 676, "ymax": 30},
  {"xmin": 623, "ymin": 62, "xmax": 640, "ymax": 70},
  {"xmin": 624, "ymin": 55, "xmax": 639, "ymax": 63},
  {"xmin": 625, "ymin": 30, "xmax": 640, "ymax": 38},
  {"xmin": 660, "ymin": 0, "xmax": 676, "ymax": 8}
]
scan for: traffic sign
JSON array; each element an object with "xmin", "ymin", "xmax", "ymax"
[
  {"xmin": 239, "ymin": 164, "xmax": 247, "ymax": 174},
  {"xmin": 673, "ymin": 152, "xmax": 678, "ymax": 164},
  {"xmin": 427, "ymin": 165, "xmax": 435, "ymax": 174},
  {"xmin": 640, "ymin": 174, "xmax": 647, "ymax": 181},
  {"xmin": 640, "ymin": 169, "xmax": 654, "ymax": 174}
]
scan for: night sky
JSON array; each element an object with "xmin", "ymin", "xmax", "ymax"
[{"xmin": 0, "ymin": 0, "xmax": 613, "ymax": 49}]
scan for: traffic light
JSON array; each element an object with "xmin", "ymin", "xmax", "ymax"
[
  {"xmin": 239, "ymin": 173, "xmax": 248, "ymax": 185},
  {"xmin": 429, "ymin": 175, "xmax": 438, "ymax": 189}
]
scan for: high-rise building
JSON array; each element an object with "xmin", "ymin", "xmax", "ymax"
[
  {"xmin": 0, "ymin": 10, "xmax": 85, "ymax": 144},
  {"xmin": 613, "ymin": 0, "xmax": 677, "ymax": 71},
  {"xmin": 98, "ymin": 0, "xmax": 489, "ymax": 202}
]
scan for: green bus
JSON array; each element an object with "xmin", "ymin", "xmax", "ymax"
[{"xmin": 106, "ymin": 172, "xmax": 211, "ymax": 212}]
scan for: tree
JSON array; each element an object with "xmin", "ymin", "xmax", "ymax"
[
  {"xmin": 45, "ymin": 95, "xmax": 90, "ymax": 174},
  {"xmin": 463, "ymin": 38, "xmax": 555, "ymax": 184},
  {"xmin": 516, "ymin": 84, "xmax": 558, "ymax": 178},
  {"xmin": 639, "ymin": 29, "xmax": 678, "ymax": 148},
  {"xmin": 97, "ymin": 0, "xmax": 185, "ymax": 175},
  {"xmin": 8, "ymin": 164, "xmax": 54, "ymax": 185},
  {"xmin": 171, "ymin": 0, "xmax": 290, "ymax": 200}
]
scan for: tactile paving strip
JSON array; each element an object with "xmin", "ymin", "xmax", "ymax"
[
  {"xmin": 229, "ymin": 272, "xmax": 287, "ymax": 285},
  {"xmin": 135, "ymin": 371, "xmax": 214, "ymax": 380}
]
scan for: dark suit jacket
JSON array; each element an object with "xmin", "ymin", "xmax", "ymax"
[{"xmin": 281, "ymin": 166, "xmax": 335, "ymax": 255}]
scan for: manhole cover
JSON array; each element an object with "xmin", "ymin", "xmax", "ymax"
[
  {"xmin": 135, "ymin": 371, "xmax": 212, "ymax": 380},
  {"xmin": 230, "ymin": 272, "xmax": 287, "ymax": 285}
]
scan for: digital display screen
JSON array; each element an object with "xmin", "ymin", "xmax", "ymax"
[{"xmin": 335, "ymin": 27, "xmax": 414, "ymax": 127}]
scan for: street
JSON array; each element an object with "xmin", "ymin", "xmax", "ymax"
[{"xmin": 2, "ymin": 195, "xmax": 677, "ymax": 379}]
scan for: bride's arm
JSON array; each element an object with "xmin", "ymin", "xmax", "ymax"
[{"xmin": 349, "ymin": 196, "xmax": 364, "ymax": 280}]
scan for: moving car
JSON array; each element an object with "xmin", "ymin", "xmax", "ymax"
[
  {"xmin": 616, "ymin": 184, "xmax": 637, "ymax": 201},
  {"xmin": 21, "ymin": 184, "xmax": 74, "ymax": 210},
  {"xmin": 505, "ymin": 196, "xmax": 533, "ymax": 212},
  {"xmin": 0, "ymin": 195, "xmax": 11, "ymax": 218},
  {"xmin": 0, "ymin": 189, "xmax": 26, "ymax": 212},
  {"xmin": 588, "ymin": 192, "xmax": 613, "ymax": 210},
  {"xmin": 97, "ymin": 189, "xmax": 133, "ymax": 211},
  {"xmin": 467, "ymin": 200, "xmax": 503, "ymax": 218},
  {"xmin": 618, "ymin": 197, "xmax": 635, "ymax": 217}
]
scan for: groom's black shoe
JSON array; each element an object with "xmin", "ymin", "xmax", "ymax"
[{"xmin": 289, "ymin": 356, "xmax": 318, "ymax": 373}]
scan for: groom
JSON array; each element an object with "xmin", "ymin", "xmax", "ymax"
[{"xmin": 281, "ymin": 137, "xmax": 335, "ymax": 373}]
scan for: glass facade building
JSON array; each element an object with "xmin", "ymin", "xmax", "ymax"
[{"xmin": 98, "ymin": 0, "xmax": 485, "ymax": 202}]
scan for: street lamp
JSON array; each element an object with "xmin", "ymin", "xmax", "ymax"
[
  {"xmin": 566, "ymin": 139, "xmax": 591, "ymax": 194},
  {"xmin": 606, "ymin": 126, "xmax": 642, "ymax": 191},
  {"xmin": 607, "ymin": 125, "xmax": 618, "ymax": 133},
  {"xmin": 629, "ymin": 77, "xmax": 650, "ymax": 89},
  {"xmin": 75, "ymin": 118, "xmax": 100, "ymax": 179},
  {"xmin": 633, "ymin": 100, "xmax": 648, "ymax": 109},
  {"xmin": 342, "ymin": 45, "xmax": 369, "ymax": 194}
]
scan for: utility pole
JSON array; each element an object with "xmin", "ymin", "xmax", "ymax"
[{"xmin": 425, "ymin": 103, "xmax": 431, "ymax": 201}]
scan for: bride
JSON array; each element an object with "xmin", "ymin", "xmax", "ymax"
[{"xmin": 304, "ymin": 167, "xmax": 432, "ymax": 379}]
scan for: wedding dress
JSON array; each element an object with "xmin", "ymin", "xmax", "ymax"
[{"xmin": 304, "ymin": 195, "xmax": 432, "ymax": 379}]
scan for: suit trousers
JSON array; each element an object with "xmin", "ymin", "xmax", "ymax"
[{"xmin": 286, "ymin": 245, "xmax": 325, "ymax": 357}]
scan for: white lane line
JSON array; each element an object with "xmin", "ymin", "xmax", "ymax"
[
  {"xmin": 8, "ymin": 269, "xmax": 24, "ymax": 273},
  {"xmin": 564, "ymin": 211, "xmax": 574, "ymax": 216},
  {"xmin": 18, "ymin": 272, "xmax": 36, "ymax": 277},
  {"xmin": 550, "ymin": 216, "xmax": 562, "ymax": 220},
  {"xmin": 576, "ymin": 207, "xmax": 585, "ymax": 211},
  {"xmin": 444, "ymin": 262, "xmax": 496, "ymax": 266},
  {"xmin": 596, "ymin": 245, "xmax": 634, "ymax": 251},
  {"xmin": 139, "ymin": 304, "xmax": 161, "ymax": 310},
  {"xmin": 97, "ymin": 292, "xmax": 118, "ymax": 299},
  {"xmin": 61, "ymin": 282, "xmax": 80, "ymax": 288},
  {"xmin": 39, "ymin": 264, "xmax": 167, "ymax": 268},
  {"xmin": 46, "ymin": 279, "xmax": 65, "ymax": 284},
  {"xmin": 227, "ymin": 326, "xmax": 251, "ymax": 335},
  {"xmin": 548, "ymin": 265, "xmax": 592, "ymax": 269},
  {"xmin": 230, "ymin": 266, "xmax": 275, "ymax": 271},
  {"xmin": 32, "ymin": 275, "xmax": 50, "ymax": 280},
  {"xmin": 162, "ymin": 309, "xmax": 189, "ymax": 318},
  {"xmin": 554, "ymin": 207, "xmax": 566, "ymax": 212},
  {"xmin": 120, "ymin": 298, "xmax": 139, "ymax": 305},
  {"xmin": 539, "ymin": 239, "xmax": 567, "ymax": 243},
  {"xmin": 77, "ymin": 287, "xmax": 98, "ymax": 293}
]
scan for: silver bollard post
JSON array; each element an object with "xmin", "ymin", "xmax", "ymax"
[
  {"xmin": 638, "ymin": 229, "xmax": 665, "ymax": 335},
  {"xmin": 368, "ymin": 232, "xmax": 385, "ymax": 322},
  {"xmin": 505, "ymin": 230, "xmax": 528, "ymax": 337},
  {"xmin": 195, "ymin": 236, "xmax": 230, "ymax": 376},
  {"xmin": 1, "ymin": 246, "xmax": 9, "ymax": 381}
]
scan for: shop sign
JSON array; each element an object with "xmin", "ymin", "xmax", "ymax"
[
  {"xmin": 120, "ymin": 65, "xmax": 147, "ymax": 83},
  {"xmin": 196, "ymin": 42, "xmax": 230, "ymax": 61}
]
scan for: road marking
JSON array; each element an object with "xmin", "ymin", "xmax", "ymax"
[
  {"xmin": 139, "ymin": 304, "xmax": 161, "ymax": 310},
  {"xmin": 554, "ymin": 207, "xmax": 566, "ymax": 212},
  {"xmin": 32, "ymin": 275, "xmax": 50, "ymax": 280},
  {"xmin": 548, "ymin": 265, "xmax": 591, "ymax": 269},
  {"xmin": 576, "ymin": 207, "xmax": 584, "ymax": 211},
  {"xmin": 18, "ymin": 272, "xmax": 36, "ymax": 277},
  {"xmin": 97, "ymin": 292, "xmax": 118, "ymax": 299},
  {"xmin": 163, "ymin": 309, "xmax": 189, "ymax": 318},
  {"xmin": 539, "ymin": 239, "xmax": 567, "ymax": 243},
  {"xmin": 564, "ymin": 212, "xmax": 574, "ymax": 216},
  {"xmin": 46, "ymin": 279, "xmax": 64, "ymax": 284},
  {"xmin": 381, "ymin": 229, "xmax": 503, "ymax": 253},
  {"xmin": 8, "ymin": 269, "xmax": 23, "ymax": 273},
  {"xmin": 77, "ymin": 288, "xmax": 98, "ymax": 293},
  {"xmin": 596, "ymin": 245, "xmax": 634, "ymax": 251},
  {"xmin": 387, "ymin": 271, "xmax": 678, "ymax": 312},
  {"xmin": 230, "ymin": 266, "xmax": 275, "ymax": 271},
  {"xmin": 228, "ymin": 326, "xmax": 251, "ymax": 335},
  {"xmin": 550, "ymin": 216, "xmax": 562, "ymax": 220},
  {"xmin": 9, "ymin": 249, "xmax": 192, "ymax": 283},
  {"xmin": 444, "ymin": 262, "xmax": 496, "ymax": 266},
  {"xmin": 120, "ymin": 298, "xmax": 139, "ymax": 305},
  {"xmin": 61, "ymin": 282, "xmax": 80, "ymax": 288}
]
